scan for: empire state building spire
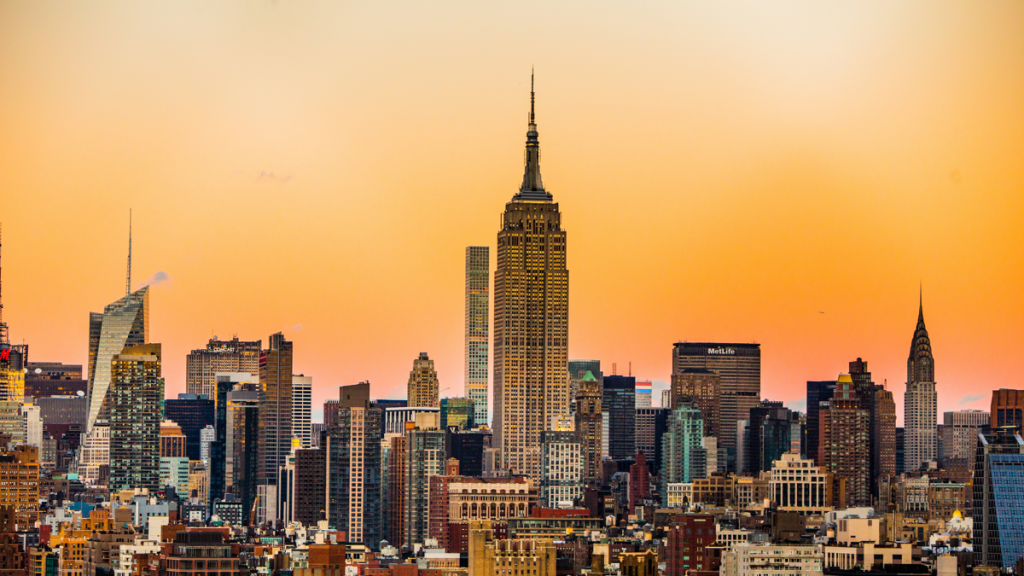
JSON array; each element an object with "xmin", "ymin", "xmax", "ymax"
[{"xmin": 517, "ymin": 69, "xmax": 551, "ymax": 201}]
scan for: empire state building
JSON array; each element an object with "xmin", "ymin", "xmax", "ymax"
[{"xmin": 493, "ymin": 76, "xmax": 570, "ymax": 479}]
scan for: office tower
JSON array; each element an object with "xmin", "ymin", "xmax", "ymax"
[
  {"xmin": 79, "ymin": 421, "xmax": 109, "ymax": 486},
  {"xmin": 974, "ymin": 427, "xmax": 1024, "ymax": 568},
  {"xmin": 407, "ymin": 352, "xmax": 440, "ymax": 409},
  {"xmin": 404, "ymin": 427, "xmax": 446, "ymax": 549},
  {"xmin": 818, "ymin": 374, "xmax": 871, "ymax": 508},
  {"xmin": 185, "ymin": 337, "xmax": 261, "ymax": 398},
  {"xmin": 671, "ymin": 368, "xmax": 721, "ymax": 440},
  {"xmin": 745, "ymin": 400, "xmax": 795, "ymax": 474},
  {"xmin": 941, "ymin": 410, "xmax": 989, "ymax": 462},
  {"xmin": 0, "ymin": 445, "xmax": 40, "ymax": 528},
  {"xmin": 539, "ymin": 427, "xmax": 582, "ymax": 507},
  {"xmin": 660, "ymin": 403, "xmax": 705, "ymax": 502},
  {"xmin": 24, "ymin": 363, "xmax": 87, "ymax": 399},
  {"xmin": 635, "ymin": 381, "xmax": 653, "ymax": 408},
  {"xmin": 226, "ymin": 385, "xmax": 259, "ymax": 523},
  {"xmin": 991, "ymin": 389, "xmax": 1024, "ymax": 431},
  {"xmin": 568, "ymin": 360, "xmax": 601, "ymax": 406},
  {"xmin": 465, "ymin": 246, "xmax": 490, "ymax": 425},
  {"xmin": 209, "ymin": 373, "xmax": 249, "ymax": 505},
  {"xmin": 386, "ymin": 434, "xmax": 408, "ymax": 545},
  {"xmin": 257, "ymin": 332, "xmax": 293, "ymax": 508},
  {"xmin": 0, "ymin": 401, "xmax": 23, "ymax": 443},
  {"xmin": 672, "ymin": 343, "xmax": 760, "ymax": 472},
  {"xmin": 635, "ymin": 407, "xmax": 668, "ymax": 474},
  {"xmin": 445, "ymin": 427, "xmax": 491, "ymax": 478},
  {"xmin": 21, "ymin": 404, "xmax": 42, "ymax": 447},
  {"xmin": 574, "ymin": 371, "xmax": 603, "ymax": 484},
  {"xmin": 326, "ymin": 382, "xmax": 383, "ymax": 547},
  {"xmin": 770, "ymin": 452, "xmax": 833, "ymax": 515},
  {"xmin": 36, "ymin": 395, "xmax": 86, "ymax": 427},
  {"xmin": 805, "ymin": 380, "xmax": 837, "ymax": 465},
  {"xmin": 85, "ymin": 286, "xmax": 149, "ymax": 438},
  {"xmin": 163, "ymin": 394, "xmax": 214, "ymax": 461},
  {"xmin": 292, "ymin": 375, "xmax": 312, "ymax": 448},
  {"xmin": 285, "ymin": 447, "xmax": 326, "ymax": 527},
  {"xmin": 440, "ymin": 397, "xmax": 476, "ymax": 430},
  {"xmin": 199, "ymin": 425, "xmax": 215, "ymax": 468},
  {"xmin": 108, "ymin": 343, "xmax": 163, "ymax": 492},
  {"xmin": 874, "ymin": 386, "xmax": 897, "ymax": 484},
  {"xmin": 603, "ymin": 375, "xmax": 637, "ymax": 462},
  {"xmin": 493, "ymin": 76, "xmax": 570, "ymax": 480},
  {"xmin": 904, "ymin": 295, "xmax": 938, "ymax": 471},
  {"xmin": 160, "ymin": 421, "xmax": 189, "ymax": 492}
]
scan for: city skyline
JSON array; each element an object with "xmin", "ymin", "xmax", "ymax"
[{"xmin": 3, "ymin": 2, "xmax": 1024, "ymax": 424}]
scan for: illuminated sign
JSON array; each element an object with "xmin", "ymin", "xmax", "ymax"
[
  {"xmin": 0, "ymin": 348, "xmax": 9, "ymax": 362},
  {"xmin": 707, "ymin": 347, "xmax": 735, "ymax": 355}
]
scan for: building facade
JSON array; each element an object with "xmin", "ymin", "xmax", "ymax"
[
  {"xmin": 818, "ymin": 375, "xmax": 871, "ymax": 508},
  {"xmin": 108, "ymin": 343, "xmax": 163, "ymax": 492},
  {"xmin": 292, "ymin": 375, "xmax": 312, "ymax": 448},
  {"xmin": 257, "ymin": 332, "xmax": 293, "ymax": 510},
  {"xmin": 770, "ymin": 452, "xmax": 832, "ymax": 515},
  {"xmin": 672, "ymin": 343, "xmax": 760, "ymax": 473},
  {"xmin": 974, "ymin": 427, "xmax": 1024, "ymax": 568},
  {"xmin": 185, "ymin": 337, "xmax": 260, "ymax": 398},
  {"xmin": 465, "ymin": 246, "xmax": 490, "ymax": 426},
  {"xmin": 990, "ymin": 389, "xmax": 1024, "ymax": 431},
  {"xmin": 407, "ymin": 352, "xmax": 440, "ymax": 409},
  {"xmin": 904, "ymin": 298, "xmax": 938, "ymax": 471},
  {"xmin": 539, "ymin": 430, "xmax": 582, "ymax": 507},
  {"xmin": 603, "ymin": 375, "xmax": 636, "ymax": 462},
  {"xmin": 660, "ymin": 403, "xmax": 705, "ymax": 502},
  {"xmin": 574, "ymin": 371, "xmax": 602, "ymax": 484},
  {"xmin": 493, "ymin": 79, "xmax": 570, "ymax": 479}
]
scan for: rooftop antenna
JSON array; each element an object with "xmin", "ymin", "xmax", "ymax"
[{"xmin": 125, "ymin": 210, "xmax": 132, "ymax": 296}]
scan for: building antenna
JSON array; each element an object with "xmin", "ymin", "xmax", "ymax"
[{"xmin": 125, "ymin": 209, "xmax": 132, "ymax": 296}]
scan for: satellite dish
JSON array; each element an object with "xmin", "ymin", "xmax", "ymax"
[
  {"xmin": 77, "ymin": 391, "xmax": 86, "ymax": 397},
  {"xmin": 35, "ymin": 368, "xmax": 43, "ymax": 374}
]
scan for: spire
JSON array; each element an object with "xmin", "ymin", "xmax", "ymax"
[
  {"xmin": 918, "ymin": 282, "xmax": 923, "ymax": 322},
  {"xmin": 125, "ymin": 210, "xmax": 132, "ymax": 296},
  {"xmin": 517, "ymin": 69, "xmax": 550, "ymax": 201}
]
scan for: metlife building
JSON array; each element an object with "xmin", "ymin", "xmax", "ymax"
[{"xmin": 672, "ymin": 342, "xmax": 761, "ymax": 473}]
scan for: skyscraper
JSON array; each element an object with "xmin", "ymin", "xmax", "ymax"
[
  {"xmin": 602, "ymin": 375, "xmax": 637, "ymax": 462},
  {"xmin": 326, "ymin": 382, "xmax": 383, "ymax": 547},
  {"xmin": 904, "ymin": 294, "xmax": 937, "ymax": 471},
  {"xmin": 493, "ymin": 75, "xmax": 570, "ymax": 479},
  {"xmin": 574, "ymin": 371, "xmax": 602, "ymax": 485},
  {"xmin": 818, "ymin": 374, "xmax": 871, "ymax": 508},
  {"xmin": 974, "ymin": 427, "xmax": 1024, "ymax": 568},
  {"xmin": 465, "ymin": 246, "xmax": 490, "ymax": 425},
  {"xmin": 568, "ymin": 360, "xmax": 601, "ymax": 407},
  {"xmin": 226, "ymin": 384, "xmax": 259, "ymax": 523},
  {"xmin": 85, "ymin": 286, "xmax": 149, "ymax": 437},
  {"xmin": 0, "ymin": 225, "xmax": 29, "ymax": 404},
  {"xmin": 163, "ymin": 394, "xmax": 214, "ymax": 461},
  {"xmin": 660, "ymin": 403, "xmax": 706, "ymax": 502},
  {"xmin": 539, "ymin": 428, "xmax": 582, "ymax": 507},
  {"xmin": 407, "ymin": 352, "xmax": 440, "ymax": 408},
  {"xmin": 440, "ymin": 397, "xmax": 476, "ymax": 431},
  {"xmin": 670, "ymin": 368, "xmax": 721, "ymax": 440},
  {"xmin": 185, "ymin": 337, "xmax": 261, "ymax": 398},
  {"xmin": 805, "ymin": 380, "xmax": 837, "ymax": 464},
  {"xmin": 108, "ymin": 343, "xmax": 163, "ymax": 492},
  {"xmin": 672, "ymin": 343, "xmax": 760, "ymax": 473},
  {"xmin": 257, "ymin": 332, "xmax": 293, "ymax": 522},
  {"xmin": 292, "ymin": 375, "xmax": 312, "ymax": 448}
]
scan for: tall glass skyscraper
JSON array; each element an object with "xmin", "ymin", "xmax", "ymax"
[
  {"xmin": 465, "ymin": 246, "xmax": 489, "ymax": 425},
  {"xmin": 85, "ymin": 286, "xmax": 149, "ymax": 437},
  {"xmin": 108, "ymin": 343, "xmax": 163, "ymax": 492},
  {"xmin": 493, "ymin": 75, "xmax": 570, "ymax": 479},
  {"xmin": 975, "ymin": 427, "xmax": 1024, "ymax": 568}
]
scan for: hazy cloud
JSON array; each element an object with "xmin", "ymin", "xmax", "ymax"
[
  {"xmin": 959, "ymin": 393, "xmax": 986, "ymax": 406},
  {"xmin": 258, "ymin": 171, "xmax": 292, "ymax": 183},
  {"xmin": 144, "ymin": 270, "xmax": 170, "ymax": 287},
  {"xmin": 786, "ymin": 398, "xmax": 807, "ymax": 413},
  {"xmin": 292, "ymin": 324, "xmax": 303, "ymax": 331}
]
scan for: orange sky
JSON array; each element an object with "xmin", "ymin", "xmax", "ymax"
[{"xmin": 2, "ymin": 1, "xmax": 1022, "ymax": 422}]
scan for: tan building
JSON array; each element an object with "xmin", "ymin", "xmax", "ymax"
[
  {"xmin": 0, "ymin": 444, "xmax": 40, "ymax": 527},
  {"xmin": 693, "ymin": 474, "xmax": 737, "ymax": 507},
  {"xmin": 770, "ymin": 452, "xmax": 833, "ymax": 516},
  {"xmin": 824, "ymin": 543, "xmax": 911, "ymax": 571},
  {"xmin": 671, "ymin": 368, "xmax": 721, "ymax": 440},
  {"xmin": 160, "ymin": 421, "xmax": 187, "ymax": 458},
  {"xmin": 185, "ymin": 337, "xmax": 261, "ymax": 398},
  {"xmin": 468, "ymin": 521, "xmax": 556, "ymax": 576},
  {"xmin": 448, "ymin": 477, "xmax": 537, "ymax": 523},
  {"xmin": 574, "ymin": 371, "xmax": 602, "ymax": 484},
  {"xmin": 407, "ymin": 352, "xmax": 440, "ymax": 408},
  {"xmin": 493, "ymin": 78, "xmax": 570, "ymax": 480}
]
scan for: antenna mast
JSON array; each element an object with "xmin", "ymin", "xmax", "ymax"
[{"xmin": 125, "ymin": 210, "xmax": 132, "ymax": 296}]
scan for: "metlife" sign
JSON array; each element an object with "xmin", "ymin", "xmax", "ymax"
[{"xmin": 707, "ymin": 347, "xmax": 735, "ymax": 355}]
